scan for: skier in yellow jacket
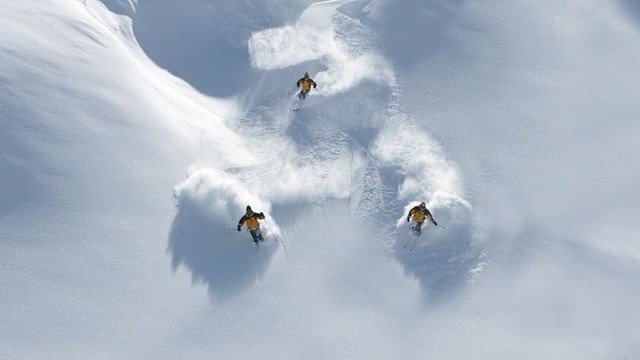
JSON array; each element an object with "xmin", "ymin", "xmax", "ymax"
[
  {"xmin": 296, "ymin": 72, "xmax": 317, "ymax": 100},
  {"xmin": 237, "ymin": 205, "xmax": 266, "ymax": 244},
  {"xmin": 406, "ymin": 202, "xmax": 438, "ymax": 236}
]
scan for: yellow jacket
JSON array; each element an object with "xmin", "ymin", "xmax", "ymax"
[
  {"xmin": 296, "ymin": 76, "xmax": 317, "ymax": 92},
  {"xmin": 407, "ymin": 206, "xmax": 435, "ymax": 224},
  {"xmin": 238, "ymin": 210, "xmax": 265, "ymax": 230}
]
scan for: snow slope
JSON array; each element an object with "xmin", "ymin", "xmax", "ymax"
[{"xmin": 2, "ymin": 0, "xmax": 640, "ymax": 359}]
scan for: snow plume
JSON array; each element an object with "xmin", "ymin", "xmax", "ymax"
[
  {"xmin": 372, "ymin": 111, "xmax": 483, "ymax": 302},
  {"xmin": 247, "ymin": 2, "xmax": 394, "ymax": 95},
  {"xmin": 372, "ymin": 111, "xmax": 469, "ymax": 211},
  {"xmin": 173, "ymin": 166, "xmax": 273, "ymax": 220},
  {"xmin": 255, "ymin": 131, "xmax": 367, "ymax": 203},
  {"xmin": 229, "ymin": 111, "xmax": 369, "ymax": 204},
  {"xmin": 372, "ymin": 109, "xmax": 476, "ymax": 252},
  {"xmin": 169, "ymin": 166, "xmax": 281, "ymax": 299},
  {"xmin": 248, "ymin": 25, "xmax": 325, "ymax": 69}
]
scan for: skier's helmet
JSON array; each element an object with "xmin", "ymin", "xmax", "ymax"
[
  {"xmin": 246, "ymin": 205, "xmax": 252, "ymax": 212},
  {"xmin": 420, "ymin": 202, "xmax": 426, "ymax": 208},
  {"xmin": 304, "ymin": 72, "xmax": 309, "ymax": 77}
]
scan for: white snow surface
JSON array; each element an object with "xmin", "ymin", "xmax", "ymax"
[{"xmin": 2, "ymin": 0, "xmax": 640, "ymax": 359}]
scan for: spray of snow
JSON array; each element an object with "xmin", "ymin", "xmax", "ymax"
[
  {"xmin": 248, "ymin": 1, "xmax": 394, "ymax": 95},
  {"xmin": 373, "ymin": 112, "xmax": 470, "ymax": 210}
]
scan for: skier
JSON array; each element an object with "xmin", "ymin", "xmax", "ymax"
[
  {"xmin": 296, "ymin": 72, "xmax": 317, "ymax": 100},
  {"xmin": 406, "ymin": 202, "xmax": 438, "ymax": 236},
  {"xmin": 237, "ymin": 205, "xmax": 266, "ymax": 244}
]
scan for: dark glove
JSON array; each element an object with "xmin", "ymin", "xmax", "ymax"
[
  {"xmin": 433, "ymin": 221, "xmax": 438, "ymax": 226},
  {"xmin": 406, "ymin": 216, "xmax": 410, "ymax": 222},
  {"xmin": 237, "ymin": 225, "xmax": 241, "ymax": 231},
  {"xmin": 313, "ymin": 84, "xmax": 317, "ymax": 88},
  {"xmin": 260, "ymin": 212, "xmax": 264, "ymax": 217}
]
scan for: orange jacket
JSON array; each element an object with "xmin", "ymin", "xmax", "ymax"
[
  {"xmin": 407, "ymin": 206, "xmax": 435, "ymax": 224},
  {"xmin": 238, "ymin": 210, "xmax": 265, "ymax": 230},
  {"xmin": 296, "ymin": 76, "xmax": 317, "ymax": 92}
]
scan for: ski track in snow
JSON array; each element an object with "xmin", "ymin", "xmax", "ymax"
[{"xmin": 165, "ymin": 0, "xmax": 486, "ymax": 299}]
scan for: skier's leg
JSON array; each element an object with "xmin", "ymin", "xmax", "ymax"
[
  {"xmin": 411, "ymin": 222, "xmax": 420, "ymax": 236},
  {"xmin": 250, "ymin": 230, "xmax": 259, "ymax": 244}
]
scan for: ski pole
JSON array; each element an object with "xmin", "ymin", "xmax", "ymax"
[
  {"xmin": 264, "ymin": 219, "xmax": 289, "ymax": 259},
  {"xmin": 264, "ymin": 219, "xmax": 278, "ymax": 242},
  {"xmin": 314, "ymin": 88, "xmax": 325, "ymax": 96}
]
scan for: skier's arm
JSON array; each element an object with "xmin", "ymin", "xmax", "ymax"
[
  {"xmin": 406, "ymin": 209, "xmax": 413, "ymax": 222},
  {"xmin": 296, "ymin": 78, "xmax": 303, "ymax": 87},
  {"xmin": 311, "ymin": 79, "xmax": 317, "ymax": 88},
  {"xmin": 256, "ymin": 212, "xmax": 265, "ymax": 220},
  {"xmin": 426, "ymin": 209, "xmax": 438, "ymax": 226},
  {"xmin": 237, "ymin": 215, "xmax": 247, "ymax": 231}
]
